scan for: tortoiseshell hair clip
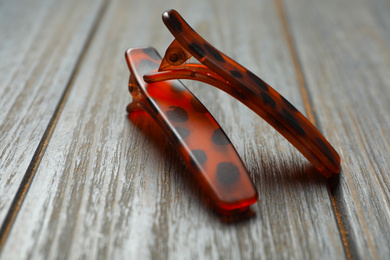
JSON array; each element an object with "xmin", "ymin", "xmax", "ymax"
[{"xmin": 125, "ymin": 9, "xmax": 340, "ymax": 214}]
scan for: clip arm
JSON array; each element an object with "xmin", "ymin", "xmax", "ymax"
[
  {"xmin": 126, "ymin": 47, "xmax": 258, "ymax": 213},
  {"xmin": 144, "ymin": 9, "xmax": 341, "ymax": 177}
]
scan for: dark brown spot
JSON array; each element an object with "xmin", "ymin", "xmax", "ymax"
[
  {"xmin": 188, "ymin": 43, "xmax": 205, "ymax": 58},
  {"xmin": 190, "ymin": 150, "xmax": 207, "ymax": 168},
  {"xmin": 282, "ymin": 108, "xmax": 305, "ymax": 136},
  {"xmin": 211, "ymin": 129, "xmax": 230, "ymax": 146},
  {"xmin": 216, "ymin": 162, "xmax": 240, "ymax": 185},
  {"xmin": 191, "ymin": 97, "xmax": 208, "ymax": 113},
  {"xmin": 246, "ymin": 70, "xmax": 269, "ymax": 92},
  {"xmin": 230, "ymin": 70, "xmax": 243, "ymax": 78},
  {"xmin": 261, "ymin": 92, "xmax": 276, "ymax": 108},
  {"xmin": 204, "ymin": 43, "xmax": 225, "ymax": 62},
  {"xmin": 167, "ymin": 106, "xmax": 188, "ymax": 122}
]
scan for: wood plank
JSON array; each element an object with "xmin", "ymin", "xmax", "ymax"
[
  {"xmin": 1, "ymin": 0, "xmax": 345, "ymax": 259},
  {"xmin": 0, "ymin": 0, "xmax": 105, "ymax": 228},
  {"xmin": 283, "ymin": 0, "xmax": 390, "ymax": 258}
]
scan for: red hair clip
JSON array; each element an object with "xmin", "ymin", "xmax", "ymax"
[{"xmin": 125, "ymin": 10, "xmax": 340, "ymax": 214}]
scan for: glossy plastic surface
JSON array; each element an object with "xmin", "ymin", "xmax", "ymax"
[
  {"xmin": 144, "ymin": 9, "xmax": 341, "ymax": 177},
  {"xmin": 125, "ymin": 47, "xmax": 258, "ymax": 213}
]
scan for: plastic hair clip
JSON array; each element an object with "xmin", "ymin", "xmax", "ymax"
[
  {"xmin": 143, "ymin": 9, "xmax": 341, "ymax": 177},
  {"xmin": 126, "ymin": 49, "xmax": 258, "ymax": 214},
  {"xmin": 125, "ymin": 10, "xmax": 341, "ymax": 213}
]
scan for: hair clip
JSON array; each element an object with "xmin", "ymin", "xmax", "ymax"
[
  {"xmin": 125, "ymin": 10, "xmax": 340, "ymax": 213},
  {"xmin": 126, "ymin": 48, "xmax": 257, "ymax": 214}
]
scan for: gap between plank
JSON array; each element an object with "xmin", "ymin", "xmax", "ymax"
[
  {"xmin": 274, "ymin": 0, "xmax": 352, "ymax": 259},
  {"xmin": 0, "ymin": 0, "xmax": 110, "ymax": 251}
]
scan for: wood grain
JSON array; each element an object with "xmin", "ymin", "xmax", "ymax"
[
  {"xmin": 283, "ymin": 0, "xmax": 390, "ymax": 258},
  {"xmin": 1, "ymin": 0, "xmax": 346, "ymax": 259},
  {"xmin": 0, "ymin": 0, "xmax": 105, "ymax": 228}
]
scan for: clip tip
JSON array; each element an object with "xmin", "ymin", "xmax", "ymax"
[{"xmin": 163, "ymin": 9, "xmax": 177, "ymax": 15}]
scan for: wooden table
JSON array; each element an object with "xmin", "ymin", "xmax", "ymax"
[{"xmin": 1, "ymin": 0, "xmax": 389, "ymax": 259}]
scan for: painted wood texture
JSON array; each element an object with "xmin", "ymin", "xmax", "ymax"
[
  {"xmin": 0, "ymin": 0, "xmax": 105, "ymax": 225},
  {"xmin": 284, "ymin": 0, "xmax": 390, "ymax": 258},
  {"xmin": 0, "ymin": 0, "xmax": 388, "ymax": 259}
]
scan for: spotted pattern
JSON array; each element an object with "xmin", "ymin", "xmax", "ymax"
[
  {"xmin": 131, "ymin": 9, "xmax": 341, "ymax": 208},
  {"xmin": 216, "ymin": 162, "xmax": 240, "ymax": 185},
  {"xmin": 127, "ymin": 46, "xmax": 259, "ymax": 212},
  {"xmin": 165, "ymin": 10, "xmax": 339, "ymax": 177},
  {"xmin": 211, "ymin": 129, "xmax": 230, "ymax": 146},
  {"xmin": 167, "ymin": 106, "xmax": 189, "ymax": 122}
]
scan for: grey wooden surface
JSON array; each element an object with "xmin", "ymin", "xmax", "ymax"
[{"xmin": 0, "ymin": 0, "xmax": 389, "ymax": 259}]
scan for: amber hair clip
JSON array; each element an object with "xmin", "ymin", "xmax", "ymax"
[{"xmin": 125, "ymin": 9, "xmax": 340, "ymax": 214}]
